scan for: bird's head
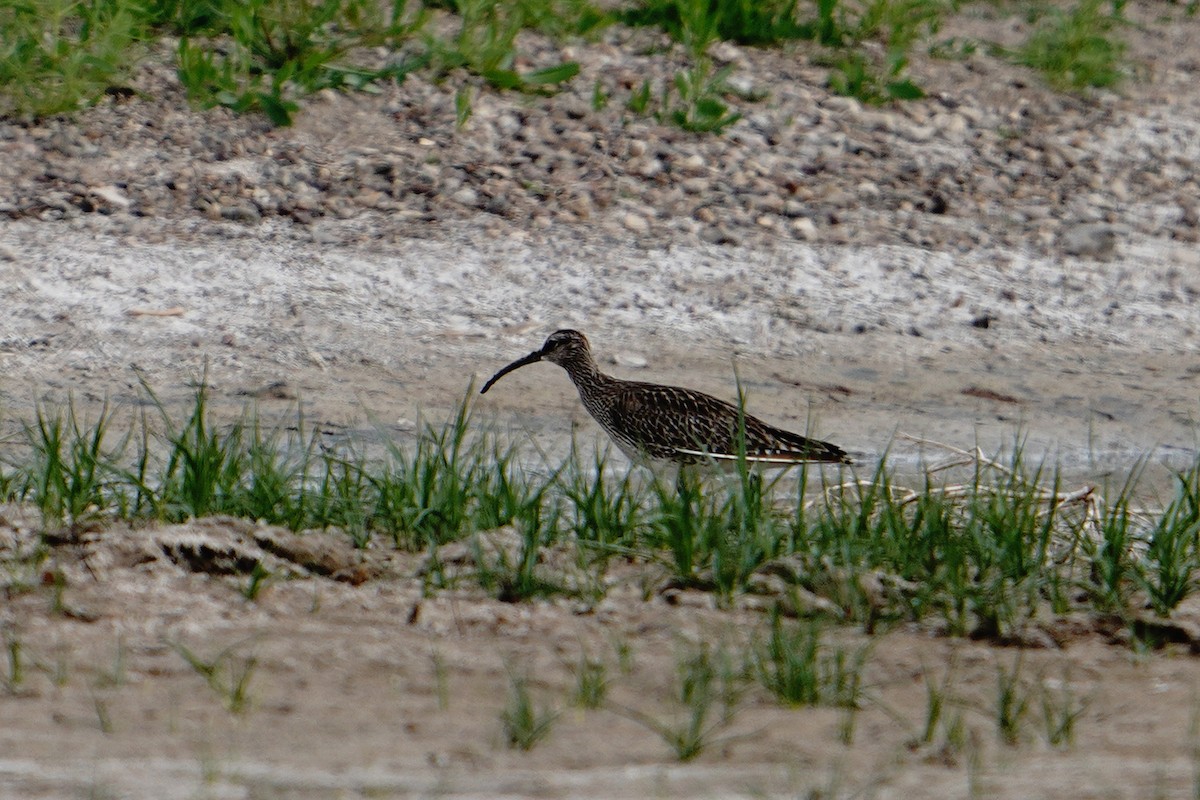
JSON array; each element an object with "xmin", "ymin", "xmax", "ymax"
[{"xmin": 536, "ymin": 329, "xmax": 591, "ymax": 366}]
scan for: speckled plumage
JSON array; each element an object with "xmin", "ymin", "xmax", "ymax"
[{"xmin": 480, "ymin": 330, "xmax": 850, "ymax": 468}]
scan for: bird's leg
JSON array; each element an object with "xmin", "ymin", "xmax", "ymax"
[
  {"xmin": 674, "ymin": 464, "xmax": 698, "ymax": 498},
  {"xmin": 675, "ymin": 465, "xmax": 700, "ymax": 544},
  {"xmin": 663, "ymin": 465, "xmax": 700, "ymax": 583}
]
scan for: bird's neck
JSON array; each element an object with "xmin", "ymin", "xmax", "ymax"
[{"xmin": 560, "ymin": 353, "xmax": 611, "ymax": 393}]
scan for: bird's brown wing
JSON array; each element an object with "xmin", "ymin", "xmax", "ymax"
[{"xmin": 609, "ymin": 383, "xmax": 849, "ymax": 464}]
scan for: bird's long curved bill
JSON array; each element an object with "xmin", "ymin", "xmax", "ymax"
[{"xmin": 480, "ymin": 350, "xmax": 542, "ymax": 394}]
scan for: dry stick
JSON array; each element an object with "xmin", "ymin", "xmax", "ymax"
[
  {"xmin": 127, "ymin": 307, "xmax": 186, "ymax": 317},
  {"xmin": 896, "ymin": 432, "xmax": 1015, "ymax": 476}
]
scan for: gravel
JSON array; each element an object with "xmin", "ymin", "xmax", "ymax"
[{"xmin": 1, "ymin": 10, "xmax": 1198, "ymax": 256}]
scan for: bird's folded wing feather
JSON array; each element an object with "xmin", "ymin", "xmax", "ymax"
[{"xmin": 610, "ymin": 384, "xmax": 847, "ymax": 463}]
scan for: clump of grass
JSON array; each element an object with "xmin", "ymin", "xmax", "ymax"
[
  {"xmin": 500, "ymin": 667, "xmax": 559, "ymax": 750},
  {"xmin": 639, "ymin": 393, "xmax": 809, "ymax": 601},
  {"xmin": 170, "ymin": 639, "xmax": 258, "ymax": 714},
  {"xmin": 1015, "ymin": 0, "xmax": 1128, "ymax": 91},
  {"xmin": 2, "ymin": 626, "xmax": 25, "ymax": 694},
  {"xmin": 428, "ymin": 0, "xmax": 609, "ymax": 40},
  {"xmin": 618, "ymin": 0, "xmax": 746, "ymax": 133},
  {"xmin": 20, "ymin": 399, "xmax": 131, "ymax": 528},
  {"xmin": 817, "ymin": 0, "xmax": 945, "ymax": 104},
  {"xmin": 825, "ymin": 49, "xmax": 926, "ymax": 104},
  {"xmin": 619, "ymin": 643, "xmax": 744, "ymax": 761},
  {"xmin": 176, "ymin": 0, "xmax": 428, "ymax": 125},
  {"xmin": 0, "ymin": 0, "xmax": 147, "ymax": 118},
  {"xmin": 569, "ymin": 653, "xmax": 608, "ymax": 709},
  {"xmin": 560, "ymin": 446, "xmax": 646, "ymax": 554},
  {"xmin": 92, "ymin": 691, "xmax": 115, "ymax": 734},
  {"xmin": 470, "ymin": 522, "xmax": 575, "ymax": 602},
  {"xmin": 152, "ymin": 377, "xmax": 250, "ymax": 521},
  {"xmin": 994, "ymin": 653, "xmax": 1031, "ymax": 746},
  {"xmin": 752, "ymin": 610, "xmax": 868, "ymax": 708},
  {"xmin": 95, "ymin": 637, "xmax": 129, "ymax": 689},
  {"xmin": 241, "ymin": 561, "xmax": 272, "ymax": 600},
  {"xmin": 1039, "ymin": 667, "xmax": 1086, "ymax": 748},
  {"xmin": 431, "ymin": 650, "xmax": 451, "ymax": 710},
  {"xmin": 620, "ymin": 0, "xmax": 810, "ymax": 47},
  {"xmin": 372, "ymin": 389, "xmax": 490, "ymax": 549},
  {"xmin": 1134, "ymin": 462, "xmax": 1200, "ymax": 616},
  {"xmin": 915, "ymin": 656, "xmax": 959, "ymax": 747},
  {"xmin": 427, "ymin": 0, "xmax": 581, "ymax": 93},
  {"xmin": 793, "ymin": 439, "xmax": 1099, "ymax": 640},
  {"xmin": 1081, "ymin": 466, "xmax": 1143, "ymax": 612}
]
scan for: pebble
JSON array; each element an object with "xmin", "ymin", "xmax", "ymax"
[
  {"xmin": 932, "ymin": 112, "xmax": 969, "ymax": 142},
  {"xmin": 90, "ymin": 185, "xmax": 131, "ymax": 209},
  {"xmin": 791, "ymin": 218, "xmax": 818, "ymax": 240},
  {"xmin": 678, "ymin": 154, "xmax": 706, "ymax": 174},
  {"xmin": 622, "ymin": 213, "xmax": 649, "ymax": 234},
  {"xmin": 1059, "ymin": 223, "xmax": 1119, "ymax": 259},
  {"xmin": 633, "ymin": 158, "xmax": 663, "ymax": 179},
  {"xmin": 612, "ymin": 352, "xmax": 647, "ymax": 369}
]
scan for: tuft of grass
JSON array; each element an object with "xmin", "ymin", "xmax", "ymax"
[
  {"xmin": 470, "ymin": 522, "xmax": 573, "ymax": 602},
  {"xmin": 241, "ymin": 560, "xmax": 272, "ymax": 601},
  {"xmin": 753, "ymin": 610, "xmax": 868, "ymax": 708},
  {"xmin": 560, "ymin": 445, "xmax": 646, "ymax": 554},
  {"xmin": 1082, "ymin": 466, "xmax": 1142, "ymax": 612},
  {"xmin": 591, "ymin": 78, "xmax": 609, "ymax": 111},
  {"xmin": 142, "ymin": 375, "xmax": 247, "ymax": 522},
  {"xmin": 92, "ymin": 691, "xmax": 115, "ymax": 734},
  {"xmin": 668, "ymin": 58, "xmax": 743, "ymax": 134},
  {"xmin": 95, "ymin": 637, "xmax": 128, "ymax": 689},
  {"xmin": 619, "ymin": 0, "xmax": 748, "ymax": 132},
  {"xmin": 640, "ymin": 392, "xmax": 807, "ymax": 601},
  {"xmin": 428, "ymin": 0, "xmax": 609, "ymax": 40},
  {"xmin": 373, "ymin": 387, "xmax": 490, "ymax": 549},
  {"xmin": 618, "ymin": 643, "xmax": 743, "ymax": 762},
  {"xmin": 21, "ymin": 399, "xmax": 131, "ymax": 528},
  {"xmin": 795, "ymin": 441, "xmax": 1095, "ymax": 639},
  {"xmin": 569, "ymin": 653, "xmax": 608, "ymax": 709},
  {"xmin": 825, "ymin": 49, "xmax": 925, "ymax": 104},
  {"xmin": 821, "ymin": 0, "xmax": 943, "ymax": 103},
  {"xmin": 454, "ymin": 83, "xmax": 473, "ymax": 128},
  {"xmin": 428, "ymin": 0, "xmax": 580, "ymax": 92},
  {"xmin": 1039, "ymin": 667, "xmax": 1086, "ymax": 748},
  {"xmin": 2, "ymin": 627, "xmax": 25, "ymax": 694},
  {"xmin": 1134, "ymin": 461, "xmax": 1200, "ymax": 616},
  {"xmin": 170, "ymin": 639, "xmax": 258, "ymax": 714},
  {"xmin": 620, "ymin": 0, "xmax": 811, "ymax": 47},
  {"xmin": 176, "ymin": 0, "xmax": 427, "ymax": 125},
  {"xmin": 917, "ymin": 657, "xmax": 957, "ymax": 746},
  {"xmin": 431, "ymin": 650, "xmax": 451, "ymax": 710},
  {"xmin": 500, "ymin": 667, "xmax": 559, "ymax": 750},
  {"xmin": 994, "ymin": 653, "xmax": 1031, "ymax": 746},
  {"xmin": 1015, "ymin": 0, "xmax": 1128, "ymax": 91},
  {"xmin": 627, "ymin": 79, "xmax": 653, "ymax": 115},
  {"xmin": 0, "ymin": 0, "xmax": 148, "ymax": 119}
]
